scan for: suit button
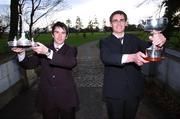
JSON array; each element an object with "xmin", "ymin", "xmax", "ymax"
[{"xmin": 52, "ymin": 75, "xmax": 56, "ymax": 78}]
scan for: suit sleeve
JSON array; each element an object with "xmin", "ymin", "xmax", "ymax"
[
  {"xmin": 50, "ymin": 47, "xmax": 77, "ymax": 69},
  {"xmin": 20, "ymin": 53, "xmax": 41, "ymax": 69},
  {"xmin": 137, "ymin": 38, "xmax": 152, "ymax": 52},
  {"xmin": 99, "ymin": 40, "xmax": 124, "ymax": 66}
]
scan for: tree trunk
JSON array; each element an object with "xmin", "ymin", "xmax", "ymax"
[
  {"xmin": 8, "ymin": 0, "xmax": 19, "ymax": 41},
  {"xmin": 19, "ymin": 3, "xmax": 22, "ymax": 37}
]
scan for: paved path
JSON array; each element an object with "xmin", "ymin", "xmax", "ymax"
[
  {"xmin": 0, "ymin": 40, "xmax": 171, "ymax": 119},
  {"xmin": 74, "ymin": 41, "xmax": 107, "ymax": 119},
  {"xmin": 74, "ymin": 41, "xmax": 160, "ymax": 119}
]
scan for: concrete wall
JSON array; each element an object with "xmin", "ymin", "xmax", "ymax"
[
  {"xmin": 142, "ymin": 48, "xmax": 180, "ymax": 98},
  {"xmin": 0, "ymin": 57, "xmax": 37, "ymax": 109},
  {"xmin": 0, "ymin": 59, "xmax": 21, "ymax": 93}
]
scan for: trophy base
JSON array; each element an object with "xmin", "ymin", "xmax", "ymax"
[
  {"xmin": 9, "ymin": 45, "xmax": 32, "ymax": 48},
  {"xmin": 144, "ymin": 57, "xmax": 162, "ymax": 62}
]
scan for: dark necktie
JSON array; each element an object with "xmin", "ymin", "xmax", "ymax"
[
  {"xmin": 118, "ymin": 37, "xmax": 124, "ymax": 44},
  {"xmin": 55, "ymin": 48, "xmax": 59, "ymax": 51}
]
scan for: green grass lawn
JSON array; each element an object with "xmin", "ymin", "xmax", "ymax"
[
  {"xmin": 0, "ymin": 35, "xmax": 9, "ymax": 54},
  {"xmin": 35, "ymin": 31, "xmax": 149, "ymax": 47},
  {"xmin": 0, "ymin": 32, "xmax": 111, "ymax": 54},
  {"xmin": 35, "ymin": 32, "xmax": 111, "ymax": 47},
  {"xmin": 0, "ymin": 31, "xmax": 179, "ymax": 55}
]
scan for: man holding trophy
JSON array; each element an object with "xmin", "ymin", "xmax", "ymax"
[
  {"xmin": 11, "ymin": 22, "xmax": 79, "ymax": 119},
  {"xmin": 99, "ymin": 10, "xmax": 166, "ymax": 119}
]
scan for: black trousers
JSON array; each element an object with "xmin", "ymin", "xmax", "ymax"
[
  {"xmin": 105, "ymin": 97, "xmax": 141, "ymax": 119},
  {"xmin": 42, "ymin": 107, "xmax": 75, "ymax": 119}
]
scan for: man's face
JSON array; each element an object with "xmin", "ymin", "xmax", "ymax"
[
  {"xmin": 111, "ymin": 14, "xmax": 128, "ymax": 34},
  {"xmin": 52, "ymin": 27, "xmax": 67, "ymax": 45}
]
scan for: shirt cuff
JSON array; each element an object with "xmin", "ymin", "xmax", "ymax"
[
  {"xmin": 18, "ymin": 51, "xmax": 25, "ymax": 62},
  {"xmin": 121, "ymin": 54, "xmax": 128, "ymax": 64},
  {"xmin": 47, "ymin": 50, "xmax": 53, "ymax": 59}
]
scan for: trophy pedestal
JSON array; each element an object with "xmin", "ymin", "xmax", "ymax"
[{"xmin": 144, "ymin": 57, "xmax": 162, "ymax": 62}]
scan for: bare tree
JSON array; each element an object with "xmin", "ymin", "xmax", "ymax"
[
  {"xmin": 0, "ymin": 6, "xmax": 10, "ymax": 38},
  {"xmin": 93, "ymin": 17, "xmax": 99, "ymax": 31},
  {"xmin": 20, "ymin": 0, "xmax": 65, "ymax": 39},
  {"xmin": 87, "ymin": 20, "xmax": 93, "ymax": 29},
  {"xmin": 66, "ymin": 18, "xmax": 72, "ymax": 28},
  {"xmin": 75, "ymin": 16, "xmax": 83, "ymax": 31},
  {"xmin": 87, "ymin": 20, "xmax": 93, "ymax": 34},
  {"xmin": 162, "ymin": 0, "xmax": 180, "ymax": 27},
  {"xmin": 136, "ymin": 0, "xmax": 164, "ymax": 18},
  {"xmin": 136, "ymin": 0, "xmax": 154, "ymax": 8},
  {"xmin": 102, "ymin": 18, "xmax": 106, "ymax": 31},
  {"xmin": 162, "ymin": 0, "xmax": 180, "ymax": 39}
]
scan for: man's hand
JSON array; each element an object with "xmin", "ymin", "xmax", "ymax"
[
  {"xmin": 127, "ymin": 52, "xmax": 149, "ymax": 66},
  {"xmin": 149, "ymin": 30, "xmax": 166, "ymax": 47},
  {"xmin": 11, "ymin": 48, "xmax": 25, "ymax": 54},
  {"xmin": 32, "ymin": 42, "xmax": 48, "ymax": 55}
]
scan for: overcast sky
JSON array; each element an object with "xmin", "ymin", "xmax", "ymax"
[{"xmin": 0, "ymin": 0, "xmax": 165, "ymax": 28}]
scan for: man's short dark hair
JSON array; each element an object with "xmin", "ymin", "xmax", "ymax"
[
  {"xmin": 109, "ymin": 10, "xmax": 127, "ymax": 23},
  {"xmin": 51, "ymin": 21, "xmax": 69, "ymax": 36}
]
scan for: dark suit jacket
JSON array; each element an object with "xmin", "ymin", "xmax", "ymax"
[
  {"xmin": 100, "ymin": 33, "xmax": 151, "ymax": 99},
  {"xmin": 20, "ymin": 43, "xmax": 79, "ymax": 111}
]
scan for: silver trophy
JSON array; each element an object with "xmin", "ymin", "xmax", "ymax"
[
  {"xmin": 8, "ymin": 14, "xmax": 37, "ymax": 48},
  {"xmin": 140, "ymin": 17, "xmax": 168, "ymax": 61}
]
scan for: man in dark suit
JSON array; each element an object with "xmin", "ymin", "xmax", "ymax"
[
  {"xmin": 99, "ymin": 10, "xmax": 166, "ymax": 119},
  {"xmin": 12, "ymin": 22, "xmax": 79, "ymax": 119}
]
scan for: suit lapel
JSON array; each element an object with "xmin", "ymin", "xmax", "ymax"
[
  {"xmin": 109, "ymin": 34, "xmax": 123, "ymax": 48},
  {"xmin": 122, "ymin": 34, "xmax": 130, "ymax": 53},
  {"xmin": 57, "ymin": 44, "xmax": 69, "ymax": 55},
  {"xmin": 49, "ymin": 43, "xmax": 69, "ymax": 55}
]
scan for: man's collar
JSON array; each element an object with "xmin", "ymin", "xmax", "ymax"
[
  {"xmin": 112, "ymin": 32, "xmax": 125, "ymax": 39},
  {"xmin": 111, "ymin": 33, "xmax": 125, "ymax": 44},
  {"xmin": 54, "ymin": 42, "xmax": 64, "ymax": 49}
]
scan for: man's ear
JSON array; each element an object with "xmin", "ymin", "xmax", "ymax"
[
  {"xmin": 65, "ymin": 35, "xmax": 68, "ymax": 39},
  {"xmin": 110, "ymin": 23, "xmax": 112, "ymax": 27},
  {"xmin": 51, "ymin": 33, "xmax": 54, "ymax": 38}
]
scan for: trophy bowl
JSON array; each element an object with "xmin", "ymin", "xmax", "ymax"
[
  {"xmin": 140, "ymin": 17, "xmax": 168, "ymax": 31},
  {"xmin": 139, "ymin": 17, "xmax": 168, "ymax": 62},
  {"xmin": 8, "ymin": 34, "xmax": 37, "ymax": 48}
]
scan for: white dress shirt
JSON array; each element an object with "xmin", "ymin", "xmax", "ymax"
[
  {"xmin": 46, "ymin": 42, "xmax": 64, "ymax": 59},
  {"xmin": 112, "ymin": 32, "xmax": 128, "ymax": 64},
  {"xmin": 119, "ymin": 38, "xmax": 128, "ymax": 64}
]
